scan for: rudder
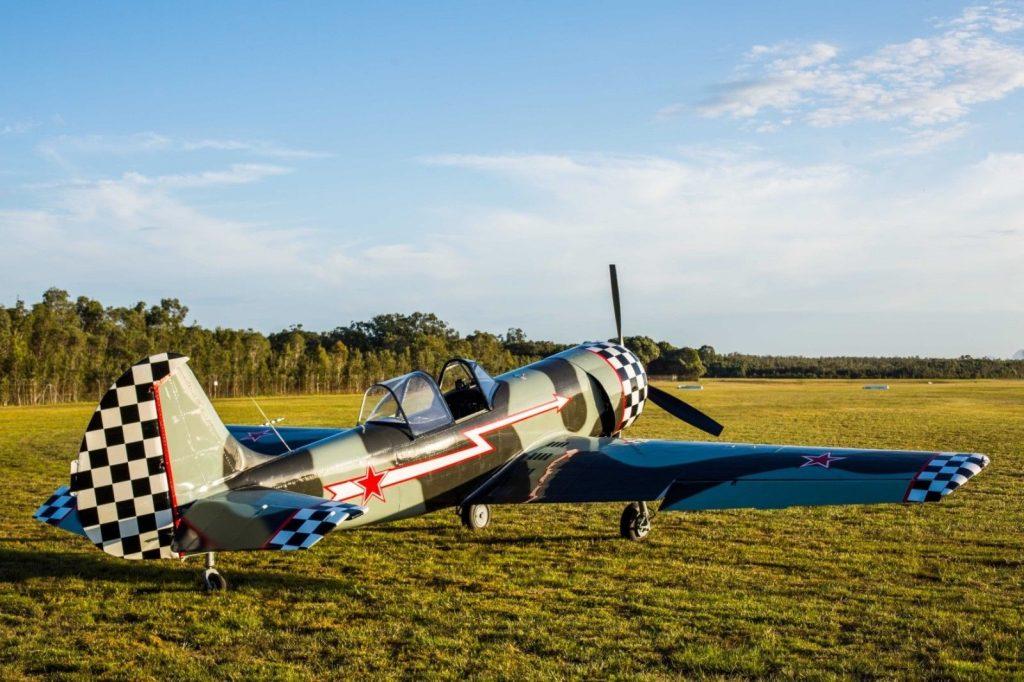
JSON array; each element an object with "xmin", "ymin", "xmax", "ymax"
[
  {"xmin": 70, "ymin": 353, "xmax": 260, "ymax": 560},
  {"xmin": 71, "ymin": 354, "xmax": 186, "ymax": 559}
]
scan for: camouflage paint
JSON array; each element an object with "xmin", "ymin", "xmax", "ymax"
[{"xmin": 35, "ymin": 342, "xmax": 990, "ymax": 560}]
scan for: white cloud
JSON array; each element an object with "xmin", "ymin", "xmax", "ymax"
[
  {"xmin": 687, "ymin": 4, "xmax": 1024, "ymax": 134},
  {"xmin": 949, "ymin": 3, "xmax": 1024, "ymax": 32},
  {"xmin": 2, "ymin": 178, "xmax": 306, "ymax": 282},
  {"xmin": 0, "ymin": 158, "xmax": 458, "ymax": 325},
  {"xmin": 122, "ymin": 163, "xmax": 292, "ymax": 188},
  {"xmin": 3, "ymin": 142, "xmax": 1020, "ymax": 351},
  {"xmin": 955, "ymin": 152, "xmax": 1024, "ymax": 205},
  {"xmin": 38, "ymin": 132, "xmax": 174, "ymax": 159},
  {"xmin": 180, "ymin": 139, "xmax": 331, "ymax": 159},
  {"xmin": 872, "ymin": 123, "xmax": 971, "ymax": 157},
  {"xmin": 423, "ymin": 150, "xmax": 1023, "ymax": 320},
  {"xmin": 1, "ymin": 120, "xmax": 40, "ymax": 136},
  {"xmin": 38, "ymin": 132, "xmax": 329, "ymax": 163},
  {"xmin": 425, "ymin": 153, "xmax": 850, "ymax": 207}
]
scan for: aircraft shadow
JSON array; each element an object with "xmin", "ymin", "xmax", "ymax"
[
  {"xmin": 359, "ymin": 526, "xmax": 610, "ymax": 545},
  {"xmin": 361, "ymin": 524, "xmax": 454, "ymax": 535},
  {"xmin": 0, "ymin": 545, "xmax": 359, "ymax": 593},
  {"xmin": 466, "ymin": 533, "xmax": 609, "ymax": 546}
]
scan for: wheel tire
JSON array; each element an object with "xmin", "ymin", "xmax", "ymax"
[
  {"xmin": 203, "ymin": 569, "xmax": 228, "ymax": 592},
  {"xmin": 460, "ymin": 504, "xmax": 490, "ymax": 530},
  {"xmin": 619, "ymin": 502, "xmax": 651, "ymax": 541}
]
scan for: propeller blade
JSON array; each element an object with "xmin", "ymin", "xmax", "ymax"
[
  {"xmin": 609, "ymin": 264, "xmax": 623, "ymax": 344},
  {"xmin": 647, "ymin": 385, "xmax": 724, "ymax": 437}
]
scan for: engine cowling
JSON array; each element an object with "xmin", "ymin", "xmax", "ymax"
[{"xmin": 561, "ymin": 341, "xmax": 648, "ymax": 434}]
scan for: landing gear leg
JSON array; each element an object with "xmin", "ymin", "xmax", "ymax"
[
  {"xmin": 460, "ymin": 504, "xmax": 491, "ymax": 531},
  {"xmin": 619, "ymin": 501, "xmax": 652, "ymax": 541},
  {"xmin": 201, "ymin": 552, "xmax": 228, "ymax": 592}
]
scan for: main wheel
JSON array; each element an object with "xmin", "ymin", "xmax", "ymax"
[
  {"xmin": 619, "ymin": 502, "xmax": 651, "ymax": 541},
  {"xmin": 460, "ymin": 504, "xmax": 490, "ymax": 530},
  {"xmin": 202, "ymin": 568, "xmax": 228, "ymax": 592}
]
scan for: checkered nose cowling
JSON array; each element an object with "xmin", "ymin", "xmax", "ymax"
[
  {"xmin": 583, "ymin": 341, "xmax": 648, "ymax": 432},
  {"xmin": 70, "ymin": 353, "xmax": 189, "ymax": 560}
]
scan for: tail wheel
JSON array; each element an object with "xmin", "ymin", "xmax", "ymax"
[
  {"xmin": 460, "ymin": 504, "xmax": 490, "ymax": 530},
  {"xmin": 619, "ymin": 502, "xmax": 651, "ymax": 541},
  {"xmin": 202, "ymin": 568, "xmax": 228, "ymax": 592}
]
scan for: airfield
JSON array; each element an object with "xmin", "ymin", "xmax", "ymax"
[{"xmin": 1, "ymin": 380, "xmax": 1021, "ymax": 679}]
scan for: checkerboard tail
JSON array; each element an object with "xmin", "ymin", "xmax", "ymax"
[{"xmin": 68, "ymin": 353, "xmax": 229, "ymax": 560}]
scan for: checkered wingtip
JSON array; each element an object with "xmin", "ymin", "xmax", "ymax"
[
  {"xmin": 906, "ymin": 453, "xmax": 991, "ymax": 502},
  {"xmin": 584, "ymin": 341, "xmax": 648, "ymax": 430},
  {"xmin": 265, "ymin": 501, "xmax": 366, "ymax": 551}
]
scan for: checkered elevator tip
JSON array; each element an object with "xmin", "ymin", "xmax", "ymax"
[
  {"xmin": 33, "ymin": 485, "xmax": 76, "ymax": 526},
  {"xmin": 70, "ymin": 353, "xmax": 188, "ymax": 560},
  {"xmin": 584, "ymin": 341, "xmax": 648, "ymax": 430},
  {"xmin": 265, "ymin": 501, "xmax": 365, "ymax": 550},
  {"xmin": 906, "ymin": 453, "xmax": 990, "ymax": 502}
]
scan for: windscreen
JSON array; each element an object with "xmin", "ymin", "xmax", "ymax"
[
  {"xmin": 360, "ymin": 372, "xmax": 453, "ymax": 436},
  {"xmin": 361, "ymin": 385, "xmax": 404, "ymax": 425}
]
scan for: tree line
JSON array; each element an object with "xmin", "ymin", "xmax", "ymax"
[{"xmin": 1, "ymin": 289, "xmax": 1020, "ymax": 405}]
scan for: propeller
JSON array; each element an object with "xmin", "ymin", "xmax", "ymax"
[
  {"xmin": 607, "ymin": 263, "xmax": 724, "ymax": 437},
  {"xmin": 609, "ymin": 264, "xmax": 623, "ymax": 345},
  {"xmin": 646, "ymin": 385, "xmax": 724, "ymax": 436}
]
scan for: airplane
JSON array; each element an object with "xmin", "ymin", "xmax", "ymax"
[{"xmin": 34, "ymin": 266, "xmax": 990, "ymax": 591}]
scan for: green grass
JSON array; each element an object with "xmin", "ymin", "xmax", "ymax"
[{"xmin": 1, "ymin": 380, "xmax": 1022, "ymax": 680}]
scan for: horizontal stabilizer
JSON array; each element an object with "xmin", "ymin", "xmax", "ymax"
[
  {"xmin": 225, "ymin": 424, "xmax": 346, "ymax": 457},
  {"xmin": 174, "ymin": 488, "xmax": 365, "ymax": 554},
  {"xmin": 33, "ymin": 485, "xmax": 87, "ymax": 537},
  {"xmin": 34, "ymin": 485, "xmax": 75, "ymax": 526}
]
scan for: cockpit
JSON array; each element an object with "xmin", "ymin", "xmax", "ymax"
[{"xmin": 358, "ymin": 359, "xmax": 497, "ymax": 437}]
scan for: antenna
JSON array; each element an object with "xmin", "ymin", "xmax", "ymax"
[{"xmin": 249, "ymin": 396, "xmax": 291, "ymax": 452}]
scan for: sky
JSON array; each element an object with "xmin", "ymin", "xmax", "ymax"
[{"xmin": 1, "ymin": 1, "xmax": 1023, "ymax": 357}]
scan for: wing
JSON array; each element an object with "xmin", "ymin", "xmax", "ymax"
[
  {"xmin": 226, "ymin": 425, "xmax": 346, "ymax": 456},
  {"xmin": 465, "ymin": 436, "xmax": 990, "ymax": 511},
  {"xmin": 174, "ymin": 488, "xmax": 365, "ymax": 553}
]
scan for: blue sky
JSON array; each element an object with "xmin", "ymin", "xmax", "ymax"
[{"xmin": 2, "ymin": 1, "xmax": 1022, "ymax": 356}]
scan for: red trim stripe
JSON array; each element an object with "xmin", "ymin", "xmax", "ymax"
[
  {"xmin": 153, "ymin": 381, "xmax": 185, "ymax": 558},
  {"xmin": 902, "ymin": 454, "xmax": 937, "ymax": 502},
  {"xmin": 260, "ymin": 509, "xmax": 301, "ymax": 549},
  {"xmin": 587, "ymin": 347, "xmax": 626, "ymax": 433},
  {"xmin": 324, "ymin": 394, "xmax": 569, "ymax": 502}
]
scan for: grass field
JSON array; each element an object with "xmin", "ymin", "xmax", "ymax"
[{"xmin": 1, "ymin": 380, "xmax": 1021, "ymax": 680}]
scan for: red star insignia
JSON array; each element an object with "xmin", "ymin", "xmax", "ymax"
[
  {"xmin": 355, "ymin": 465, "xmax": 387, "ymax": 503},
  {"xmin": 800, "ymin": 452, "xmax": 847, "ymax": 469}
]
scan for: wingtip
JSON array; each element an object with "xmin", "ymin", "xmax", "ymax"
[{"xmin": 906, "ymin": 453, "xmax": 990, "ymax": 503}]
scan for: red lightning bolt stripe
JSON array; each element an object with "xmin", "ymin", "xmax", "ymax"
[{"xmin": 324, "ymin": 394, "xmax": 570, "ymax": 502}]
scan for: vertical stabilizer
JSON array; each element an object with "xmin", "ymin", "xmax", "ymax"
[{"xmin": 69, "ymin": 353, "xmax": 261, "ymax": 560}]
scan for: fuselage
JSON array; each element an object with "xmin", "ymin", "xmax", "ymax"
[{"xmin": 216, "ymin": 342, "xmax": 648, "ymax": 527}]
